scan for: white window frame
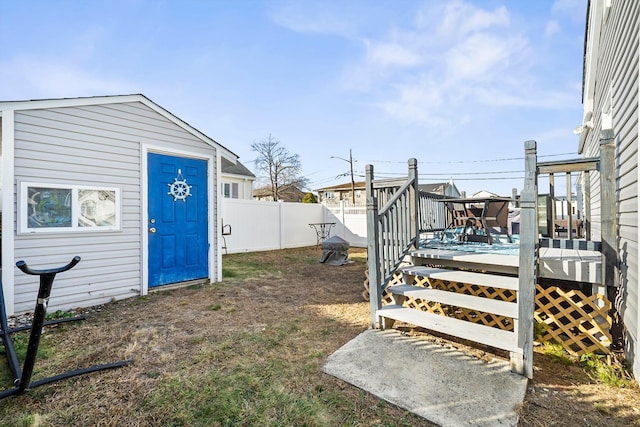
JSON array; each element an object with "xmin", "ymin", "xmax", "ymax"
[
  {"xmin": 222, "ymin": 182, "xmax": 239, "ymax": 199},
  {"xmin": 222, "ymin": 182, "xmax": 231, "ymax": 198},
  {"xmin": 18, "ymin": 181, "xmax": 122, "ymax": 234}
]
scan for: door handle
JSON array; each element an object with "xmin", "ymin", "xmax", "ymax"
[{"xmin": 149, "ymin": 227, "xmax": 156, "ymax": 233}]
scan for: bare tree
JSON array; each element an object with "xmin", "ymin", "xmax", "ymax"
[{"xmin": 251, "ymin": 134, "xmax": 308, "ymax": 201}]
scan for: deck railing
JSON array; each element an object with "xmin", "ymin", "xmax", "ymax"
[
  {"xmin": 519, "ymin": 134, "xmax": 616, "ymax": 376},
  {"xmin": 366, "ymin": 159, "xmax": 419, "ymax": 326},
  {"xmin": 365, "ymin": 160, "xmax": 465, "ymax": 326},
  {"xmin": 524, "ymin": 133, "xmax": 616, "ymax": 288},
  {"xmin": 418, "ymin": 191, "xmax": 448, "ymax": 232},
  {"xmin": 536, "ymin": 155, "xmax": 600, "ymax": 241}
]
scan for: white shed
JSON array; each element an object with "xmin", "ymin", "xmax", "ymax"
[{"xmin": 0, "ymin": 94, "xmax": 237, "ymax": 315}]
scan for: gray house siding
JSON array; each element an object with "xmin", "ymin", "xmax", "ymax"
[
  {"xmin": 11, "ymin": 101, "xmax": 218, "ymax": 313},
  {"xmin": 581, "ymin": 0, "xmax": 639, "ymax": 378}
]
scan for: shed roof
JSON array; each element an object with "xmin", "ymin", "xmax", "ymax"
[{"xmin": 0, "ymin": 94, "xmax": 238, "ymax": 161}]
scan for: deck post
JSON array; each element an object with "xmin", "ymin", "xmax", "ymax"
[
  {"xmin": 408, "ymin": 159, "xmax": 419, "ymax": 247},
  {"xmin": 584, "ymin": 171, "xmax": 591, "ymax": 240},
  {"xmin": 599, "ymin": 129, "xmax": 617, "ymax": 288},
  {"xmin": 566, "ymin": 172, "xmax": 573, "ymax": 239},
  {"xmin": 549, "ymin": 173, "xmax": 555, "ymax": 238},
  {"xmin": 517, "ymin": 140, "xmax": 538, "ymax": 378},
  {"xmin": 366, "ymin": 164, "xmax": 382, "ymax": 328},
  {"xmin": 599, "ymin": 130, "xmax": 624, "ymax": 350}
]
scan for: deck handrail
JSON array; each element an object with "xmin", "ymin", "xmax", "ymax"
[
  {"xmin": 535, "ymin": 154, "xmax": 600, "ymax": 241},
  {"xmin": 366, "ymin": 159, "xmax": 419, "ymax": 327},
  {"xmin": 418, "ymin": 191, "xmax": 448, "ymax": 232}
]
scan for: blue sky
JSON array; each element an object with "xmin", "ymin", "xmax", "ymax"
[{"xmin": 1, "ymin": 0, "xmax": 588, "ymax": 196}]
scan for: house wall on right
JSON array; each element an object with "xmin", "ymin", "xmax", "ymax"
[{"xmin": 580, "ymin": 0, "xmax": 639, "ymax": 379}]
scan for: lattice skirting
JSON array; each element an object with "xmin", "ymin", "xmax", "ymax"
[{"xmin": 363, "ymin": 270, "xmax": 613, "ymax": 355}]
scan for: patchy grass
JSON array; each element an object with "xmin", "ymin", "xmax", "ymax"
[
  {"xmin": 0, "ymin": 247, "xmax": 431, "ymax": 426},
  {"xmin": 580, "ymin": 353, "xmax": 636, "ymax": 388},
  {"xmin": 0, "ymin": 246, "xmax": 638, "ymax": 426}
]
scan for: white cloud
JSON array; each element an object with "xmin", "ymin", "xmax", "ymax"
[
  {"xmin": 267, "ymin": 1, "xmax": 358, "ymax": 37},
  {"xmin": 436, "ymin": 1, "xmax": 510, "ymax": 39},
  {"xmin": 552, "ymin": 0, "xmax": 586, "ymax": 14},
  {"xmin": 340, "ymin": 1, "xmax": 540, "ymax": 129},
  {"xmin": 544, "ymin": 20, "xmax": 561, "ymax": 38},
  {"xmin": 551, "ymin": 0, "xmax": 589, "ymax": 23},
  {"xmin": 472, "ymin": 87, "xmax": 577, "ymax": 109},
  {"xmin": 0, "ymin": 57, "xmax": 135, "ymax": 100},
  {"xmin": 364, "ymin": 40, "xmax": 422, "ymax": 68},
  {"xmin": 444, "ymin": 33, "xmax": 527, "ymax": 81}
]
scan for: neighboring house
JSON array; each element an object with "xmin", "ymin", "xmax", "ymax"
[
  {"xmin": 577, "ymin": 0, "xmax": 639, "ymax": 379},
  {"xmin": 0, "ymin": 94, "xmax": 238, "ymax": 315},
  {"xmin": 470, "ymin": 190, "xmax": 501, "ymax": 199},
  {"xmin": 553, "ymin": 195, "xmax": 578, "ymax": 220},
  {"xmin": 318, "ymin": 179, "xmax": 460, "ymax": 206},
  {"xmin": 316, "ymin": 181, "xmax": 366, "ymax": 205},
  {"xmin": 418, "ymin": 179, "xmax": 461, "ymax": 198},
  {"xmin": 253, "ymin": 185, "xmax": 306, "ymax": 202},
  {"xmin": 221, "ymin": 157, "xmax": 255, "ymax": 200}
]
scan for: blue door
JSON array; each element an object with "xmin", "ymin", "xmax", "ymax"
[{"xmin": 148, "ymin": 153, "xmax": 209, "ymax": 287}]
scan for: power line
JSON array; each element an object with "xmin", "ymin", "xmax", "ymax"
[
  {"xmin": 372, "ymin": 170, "xmax": 523, "ymax": 177},
  {"xmin": 421, "ymin": 171, "xmax": 523, "ymax": 176},
  {"xmin": 364, "ymin": 152, "xmax": 577, "ymax": 165},
  {"xmin": 421, "ymin": 176, "xmax": 524, "ymax": 181}
]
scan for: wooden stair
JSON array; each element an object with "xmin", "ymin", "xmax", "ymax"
[{"xmin": 377, "ymin": 264, "xmax": 521, "ymax": 354}]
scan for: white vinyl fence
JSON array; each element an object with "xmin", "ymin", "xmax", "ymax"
[
  {"xmin": 323, "ymin": 202, "xmax": 367, "ymax": 247},
  {"xmin": 220, "ymin": 199, "xmax": 367, "ymax": 254}
]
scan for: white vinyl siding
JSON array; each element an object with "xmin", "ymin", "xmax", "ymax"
[
  {"xmin": 581, "ymin": 0, "xmax": 639, "ymax": 377},
  {"xmin": 12, "ymin": 101, "xmax": 218, "ymax": 313}
]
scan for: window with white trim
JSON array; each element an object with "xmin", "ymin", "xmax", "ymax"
[
  {"xmin": 222, "ymin": 182, "xmax": 239, "ymax": 199},
  {"xmin": 19, "ymin": 182, "xmax": 121, "ymax": 234}
]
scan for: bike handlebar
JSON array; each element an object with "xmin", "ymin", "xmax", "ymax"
[{"xmin": 16, "ymin": 256, "xmax": 81, "ymax": 276}]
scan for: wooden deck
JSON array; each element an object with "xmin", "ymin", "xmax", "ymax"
[{"xmin": 412, "ymin": 246, "xmax": 601, "ymax": 284}]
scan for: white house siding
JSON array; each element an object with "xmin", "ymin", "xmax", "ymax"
[
  {"xmin": 581, "ymin": 0, "xmax": 639, "ymax": 378},
  {"xmin": 12, "ymin": 101, "xmax": 218, "ymax": 313}
]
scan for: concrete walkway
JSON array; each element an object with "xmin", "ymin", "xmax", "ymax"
[{"xmin": 324, "ymin": 329, "xmax": 528, "ymax": 426}]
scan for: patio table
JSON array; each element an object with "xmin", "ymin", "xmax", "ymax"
[
  {"xmin": 309, "ymin": 222, "xmax": 336, "ymax": 247},
  {"xmin": 441, "ymin": 197, "xmax": 512, "ymax": 244}
]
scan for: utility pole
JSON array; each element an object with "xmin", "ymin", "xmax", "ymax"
[
  {"xmin": 349, "ymin": 148, "xmax": 355, "ymax": 204},
  {"xmin": 331, "ymin": 149, "xmax": 356, "ymax": 204}
]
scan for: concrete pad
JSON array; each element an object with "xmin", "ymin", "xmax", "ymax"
[{"xmin": 324, "ymin": 329, "xmax": 527, "ymax": 427}]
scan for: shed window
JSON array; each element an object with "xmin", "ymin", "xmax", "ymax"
[{"xmin": 19, "ymin": 182, "xmax": 121, "ymax": 234}]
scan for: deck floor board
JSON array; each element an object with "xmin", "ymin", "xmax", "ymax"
[{"xmin": 413, "ymin": 246, "xmax": 601, "ymax": 284}]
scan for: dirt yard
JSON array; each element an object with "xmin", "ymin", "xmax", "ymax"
[{"xmin": 0, "ymin": 246, "xmax": 639, "ymax": 426}]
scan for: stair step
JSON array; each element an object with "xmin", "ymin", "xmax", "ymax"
[
  {"xmin": 410, "ymin": 248, "xmax": 519, "ymax": 275},
  {"xmin": 387, "ymin": 284, "xmax": 518, "ymax": 319},
  {"xmin": 400, "ymin": 266, "xmax": 519, "ymax": 290},
  {"xmin": 377, "ymin": 305, "xmax": 520, "ymax": 354},
  {"xmin": 540, "ymin": 238, "xmax": 601, "ymax": 251}
]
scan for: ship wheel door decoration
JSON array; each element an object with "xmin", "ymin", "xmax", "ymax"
[{"xmin": 167, "ymin": 169, "xmax": 192, "ymax": 202}]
